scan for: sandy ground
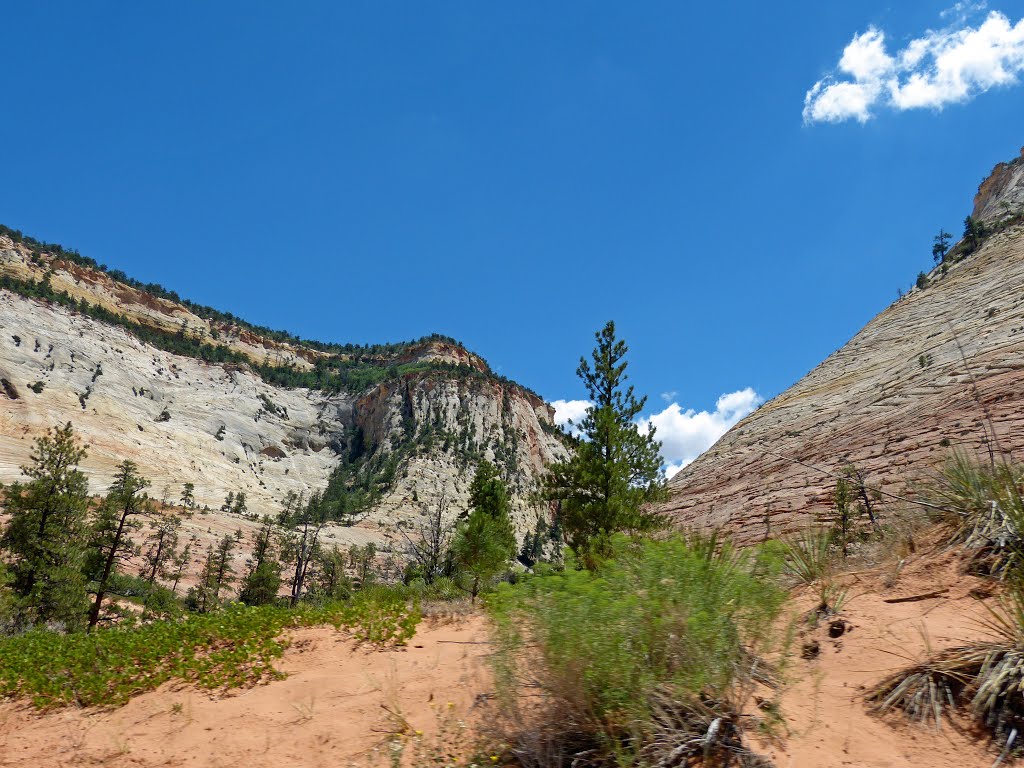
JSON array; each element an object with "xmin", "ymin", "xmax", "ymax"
[
  {"xmin": 754, "ymin": 536, "xmax": 1000, "ymax": 768},
  {"xmin": 0, "ymin": 531, "xmax": 1013, "ymax": 768},
  {"xmin": 0, "ymin": 615, "xmax": 491, "ymax": 768}
]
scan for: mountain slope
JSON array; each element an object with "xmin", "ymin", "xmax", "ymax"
[
  {"xmin": 0, "ymin": 233, "xmax": 567, "ymax": 547},
  {"xmin": 657, "ymin": 148, "xmax": 1024, "ymax": 542}
]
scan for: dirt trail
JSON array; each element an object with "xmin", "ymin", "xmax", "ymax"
[{"xmin": 0, "ymin": 615, "xmax": 491, "ymax": 768}]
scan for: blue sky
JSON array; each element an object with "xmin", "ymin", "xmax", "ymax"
[{"xmin": 4, "ymin": 2, "xmax": 1024, "ymax": 472}]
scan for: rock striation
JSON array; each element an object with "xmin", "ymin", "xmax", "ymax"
[{"xmin": 658, "ymin": 150, "xmax": 1024, "ymax": 543}]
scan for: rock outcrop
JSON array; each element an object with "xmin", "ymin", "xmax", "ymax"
[
  {"xmin": 658, "ymin": 150, "xmax": 1024, "ymax": 543},
  {"xmin": 973, "ymin": 146, "xmax": 1024, "ymax": 225}
]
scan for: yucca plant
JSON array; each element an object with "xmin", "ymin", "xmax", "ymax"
[
  {"xmin": 780, "ymin": 528, "xmax": 833, "ymax": 586},
  {"xmin": 932, "ymin": 452, "xmax": 1024, "ymax": 576},
  {"xmin": 779, "ymin": 528, "xmax": 845, "ymax": 616},
  {"xmin": 868, "ymin": 586, "xmax": 1024, "ymax": 753}
]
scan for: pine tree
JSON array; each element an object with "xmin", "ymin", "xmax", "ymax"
[
  {"xmin": 170, "ymin": 534, "xmax": 198, "ymax": 595},
  {"xmin": 284, "ymin": 492, "xmax": 327, "ymax": 605},
  {"xmin": 143, "ymin": 514, "xmax": 181, "ymax": 584},
  {"xmin": 186, "ymin": 545, "xmax": 219, "ymax": 613},
  {"xmin": 451, "ymin": 462, "xmax": 517, "ymax": 600},
  {"xmin": 451, "ymin": 509, "xmax": 513, "ymax": 601},
  {"xmin": 308, "ymin": 545, "xmax": 351, "ymax": 602},
  {"xmin": 543, "ymin": 321, "xmax": 667, "ymax": 565},
  {"xmin": 466, "ymin": 460, "xmax": 515, "ymax": 552},
  {"xmin": 0, "ymin": 423, "xmax": 91, "ymax": 630},
  {"xmin": 211, "ymin": 534, "xmax": 237, "ymax": 600},
  {"xmin": 239, "ymin": 516, "xmax": 283, "ymax": 606},
  {"xmin": 86, "ymin": 460, "xmax": 150, "ymax": 629},
  {"xmin": 932, "ymin": 229, "xmax": 952, "ymax": 264},
  {"xmin": 180, "ymin": 482, "xmax": 195, "ymax": 509}
]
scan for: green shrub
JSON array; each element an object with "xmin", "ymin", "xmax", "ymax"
[{"xmin": 486, "ymin": 534, "xmax": 786, "ymax": 765}]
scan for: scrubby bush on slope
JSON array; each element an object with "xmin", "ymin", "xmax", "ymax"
[{"xmin": 487, "ymin": 534, "xmax": 787, "ymax": 767}]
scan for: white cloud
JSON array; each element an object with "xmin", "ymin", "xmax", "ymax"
[
  {"xmin": 639, "ymin": 388, "xmax": 762, "ymax": 478},
  {"xmin": 838, "ymin": 28, "xmax": 895, "ymax": 81},
  {"xmin": 941, "ymin": 2, "xmax": 988, "ymax": 21},
  {"xmin": 551, "ymin": 399, "xmax": 591, "ymax": 428},
  {"xmin": 550, "ymin": 388, "xmax": 762, "ymax": 479},
  {"xmin": 660, "ymin": 390, "xmax": 678, "ymax": 403},
  {"xmin": 804, "ymin": 10, "xmax": 1024, "ymax": 123}
]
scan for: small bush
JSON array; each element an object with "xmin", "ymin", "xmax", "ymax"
[{"xmin": 486, "ymin": 534, "xmax": 786, "ymax": 766}]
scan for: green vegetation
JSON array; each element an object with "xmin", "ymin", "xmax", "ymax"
[
  {"xmin": 452, "ymin": 461, "xmax": 517, "ymax": 600},
  {"xmin": 543, "ymin": 321, "xmax": 667, "ymax": 565},
  {"xmin": 487, "ymin": 534, "xmax": 787, "ymax": 766},
  {"xmin": 932, "ymin": 452, "xmax": 1024, "ymax": 576},
  {"xmin": 0, "ymin": 422, "xmax": 437, "ymax": 712},
  {"xmin": 399, "ymin": 462, "xmax": 520, "ymax": 600},
  {"xmin": 0, "ymin": 596, "xmax": 420, "ymax": 709},
  {"xmin": 0, "ymin": 423, "xmax": 92, "ymax": 631},
  {"xmin": 86, "ymin": 461, "xmax": 151, "ymax": 630}
]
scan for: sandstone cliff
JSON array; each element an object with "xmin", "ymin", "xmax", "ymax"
[
  {"xmin": 658, "ymin": 149, "xmax": 1024, "ymax": 543},
  {"xmin": 0, "ymin": 235, "xmax": 567, "ymax": 550}
]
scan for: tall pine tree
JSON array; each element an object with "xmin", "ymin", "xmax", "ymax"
[
  {"xmin": 0, "ymin": 423, "xmax": 91, "ymax": 629},
  {"xmin": 544, "ymin": 321, "xmax": 666, "ymax": 565},
  {"xmin": 86, "ymin": 460, "xmax": 150, "ymax": 630}
]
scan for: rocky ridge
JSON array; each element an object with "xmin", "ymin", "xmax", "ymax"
[
  {"xmin": 0, "ymin": 236, "xmax": 567, "ymax": 550},
  {"xmin": 657, "ymin": 148, "xmax": 1024, "ymax": 543}
]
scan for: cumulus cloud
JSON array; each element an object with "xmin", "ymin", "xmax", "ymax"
[
  {"xmin": 639, "ymin": 388, "xmax": 762, "ymax": 479},
  {"xmin": 804, "ymin": 9, "xmax": 1024, "ymax": 123},
  {"xmin": 551, "ymin": 399, "xmax": 591, "ymax": 430},
  {"xmin": 550, "ymin": 388, "xmax": 762, "ymax": 479}
]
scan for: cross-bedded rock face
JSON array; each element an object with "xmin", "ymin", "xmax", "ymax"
[{"xmin": 659, "ymin": 153, "xmax": 1024, "ymax": 543}]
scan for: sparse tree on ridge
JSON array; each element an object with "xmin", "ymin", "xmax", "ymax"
[
  {"xmin": 543, "ymin": 321, "xmax": 667, "ymax": 566},
  {"xmin": 932, "ymin": 229, "xmax": 952, "ymax": 264}
]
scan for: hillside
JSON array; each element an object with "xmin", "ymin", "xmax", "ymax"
[
  {"xmin": 657, "ymin": 147, "xmax": 1024, "ymax": 542},
  {"xmin": 0, "ymin": 232, "xmax": 567, "ymax": 549}
]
